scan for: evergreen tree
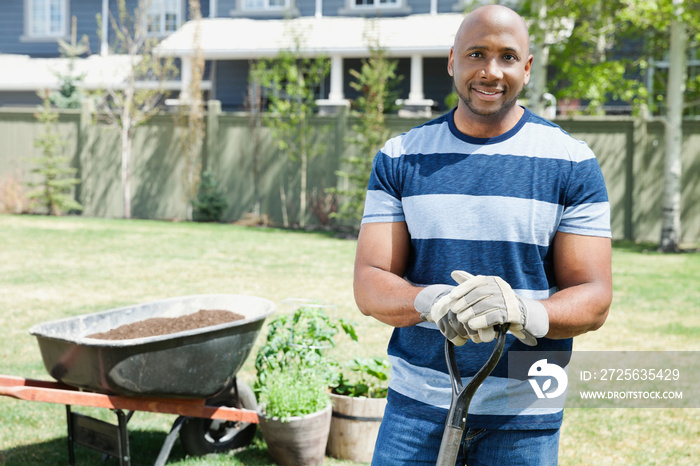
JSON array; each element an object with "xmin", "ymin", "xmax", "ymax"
[{"xmin": 26, "ymin": 98, "xmax": 83, "ymax": 216}]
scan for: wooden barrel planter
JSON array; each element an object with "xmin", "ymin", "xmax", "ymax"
[{"xmin": 326, "ymin": 393, "xmax": 388, "ymax": 463}]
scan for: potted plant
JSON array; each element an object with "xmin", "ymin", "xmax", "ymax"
[
  {"xmin": 254, "ymin": 304, "xmax": 357, "ymax": 395},
  {"xmin": 254, "ymin": 304, "xmax": 357, "ymax": 465},
  {"xmin": 257, "ymin": 367, "xmax": 332, "ymax": 466},
  {"xmin": 327, "ymin": 357, "xmax": 391, "ymax": 463}
]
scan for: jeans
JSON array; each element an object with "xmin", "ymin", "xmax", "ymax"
[{"xmin": 371, "ymin": 401, "xmax": 560, "ymax": 465}]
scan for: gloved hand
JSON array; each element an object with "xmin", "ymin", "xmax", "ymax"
[
  {"xmin": 414, "ymin": 283, "xmax": 470, "ymax": 346},
  {"xmin": 450, "ymin": 272, "xmax": 550, "ymax": 346}
]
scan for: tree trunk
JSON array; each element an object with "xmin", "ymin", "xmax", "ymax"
[
  {"xmin": 121, "ymin": 86, "xmax": 134, "ymax": 219},
  {"xmin": 528, "ymin": 0, "xmax": 549, "ymax": 117},
  {"xmin": 121, "ymin": 118, "xmax": 132, "ymax": 219},
  {"xmin": 659, "ymin": 0, "xmax": 686, "ymax": 252}
]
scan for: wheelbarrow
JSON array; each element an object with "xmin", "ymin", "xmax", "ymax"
[
  {"xmin": 436, "ymin": 323, "xmax": 509, "ymax": 466},
  {"xmin": 0, "ymin": 294, "xmax": 275, "ymax": 466}
]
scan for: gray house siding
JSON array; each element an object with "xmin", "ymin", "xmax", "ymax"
[
  {"xmin": 1, "ymin": 1, "xmax": 462, "ymax": 111},
  {"xmin": 1, "ymin": 0, "xmax": 204, "ymax": 58}
]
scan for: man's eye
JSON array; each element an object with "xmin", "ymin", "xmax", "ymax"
[{"xmin": 503, "ymin": 54, "xmax": 517, "ymax": 61}]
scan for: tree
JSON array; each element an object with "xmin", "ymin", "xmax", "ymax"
[
  {"xmin": 620, "ymin": 0, "xmax": 700, "ymax": 251},
  {"xmin": 520, "ymin": 0, "xmax": 647, "ymax": 116},
  {"xmin": 92, "ymin": 0, "xmax": 177, "ymax": 219},
  {"xmin": 520, "ymin": 0, "xmax": 698, "ymax": 250},
  {"xmin": 244, "ymin": 75, "xmax": 264, "ymax": 219},
  {"xmin": 176, "ymin": 0, "xmax": 205, "ymax": 221},
  {"xmin": 331, "ymin": 44, "xmax": 401, "ymax": 227},
  {"xmin": 49, "ymin": 16, "xmax": 90, "ymax": 109},
  {"xmin": 26, "ymin": 97, "xmax": 83, "ymax": 216},
  {"xmin": 251, "ymin": 34, "xmax": 330, "ymax": 228}
]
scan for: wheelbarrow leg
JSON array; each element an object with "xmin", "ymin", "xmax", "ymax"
[{"xmin": 436, "ymin": 324, "xmax": 509, "ymax": 466}]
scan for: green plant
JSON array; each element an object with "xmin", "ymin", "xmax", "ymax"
[
  {"xmin": 259, "ymin": 367, "xmax": 330, "ymax": 421},
  {"xmin": 192, "ymin": 170, "xmax": 227, "ymax": 222},
  {"xmin": 332, "ymin": 357, "xmax": 390, "ymax": 399},
  {"xmin": 250, "ymin": 32, "xmax": 331, "ymax": 228},
  {"xmin": 25, "ymin": 98, "xmax": 83, "ymax": 216},
  {"xmin": 330, "ymin": 43, "xmax": 401, "ymax": 228},
  {"xmin": 254, "ymin": 305, "xmax": 358, "ymax": 395}
]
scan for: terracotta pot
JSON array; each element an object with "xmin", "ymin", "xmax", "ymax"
[
  {"xmin": 259, "ymin": 404, "xmax": 332, "ymax": 466},
  {"xmin": 326, "ymin": 393, "xmax": 387, "ymax": 463}
]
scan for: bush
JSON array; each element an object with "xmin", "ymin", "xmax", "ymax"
[{"xmin": 192, "ymin": 170, "xmax": 227, "ymax": 222}]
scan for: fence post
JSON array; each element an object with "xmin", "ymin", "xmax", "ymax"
[
  {"xmin": 206, "ymin": 100, "xmax": 222, "ymax": 172},
  {"xmin": 629, "ymin": 107, "xmax": 648, "ymax": 242},
  {"xmin": 76, "ymin": 99, "xmax": 95, "ymax": 207}
]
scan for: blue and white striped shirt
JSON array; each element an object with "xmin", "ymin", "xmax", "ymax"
[{"xmin": 362, "ymin": 107, "xmax": 611, "ymax": 429}]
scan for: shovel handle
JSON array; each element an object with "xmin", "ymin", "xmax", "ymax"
[{"xmin": 436, "ymin": 323, "xmax": 509, "ymax": 466}]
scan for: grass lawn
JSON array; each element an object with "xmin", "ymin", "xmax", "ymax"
[{"xmin": 0, "ymin": 215, "xmax": 698, "ymax": 465}]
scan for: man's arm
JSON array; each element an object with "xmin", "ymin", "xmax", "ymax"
[
  {"xmin": 543, "ymin": 231, "xmax": 613, "ymax": 339},
  {"xmin": 353, "ymin": 221, "xmax": 424, "ymax": 328}
]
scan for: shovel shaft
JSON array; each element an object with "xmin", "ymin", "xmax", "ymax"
[
  {"xmin": 436, "ymin": 324, "xmax": 510, "ymax": 466},
  {"xmin": 436, "ymin": 425, "xmax": 464, "ymax": 466}
]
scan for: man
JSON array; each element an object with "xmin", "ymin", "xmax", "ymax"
[{"xmin": 353, "ymin": 4, "xmax": 612, "ymax": 465}]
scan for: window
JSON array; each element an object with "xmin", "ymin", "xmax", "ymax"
[
  {"xmin": 353, "ymin": 0, "xmax": 399, "ymax": 8},
  {"xmin": 27, "ymin": 0, "xmax": 67, "ymax": 38},
  {"xmin": 243, "ymin": 0, "xmax": 290, "ymax": 10},
  {"xmin": 146, "ymin": 0, "xmax": 182, "ymax": 36}
]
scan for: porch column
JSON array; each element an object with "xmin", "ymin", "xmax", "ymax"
[
  {"xmin": 180, "ymin": 56, "xmax": 192, "ymax": 101},
  {"xmin": 100, "ymin": 0, "xmax": 109, "ymax": 56},
  {"xmin": 398, "ymin": 54, "xmax": 434, "ymax": 117},
  {"xmin": 317, "ymin": 54, "xmax": 350, "ymax": 115}
]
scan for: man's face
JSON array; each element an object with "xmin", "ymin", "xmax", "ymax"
[{"xmin": 448, "ymin": 17, "xmax": 532, "ymax": 120}]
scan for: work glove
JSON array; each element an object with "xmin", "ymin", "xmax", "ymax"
[
  {"xmin": 414, "ymin": 283, "xmax": 470, "ymax": 346},
  {"xmin": 450, "ymin": 272, "xmax": 549, "ymax": 346}
]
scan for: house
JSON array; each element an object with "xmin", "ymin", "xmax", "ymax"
[{"xmin": 0, "ymin": 0, "xmax": 478, "ymax": 113}]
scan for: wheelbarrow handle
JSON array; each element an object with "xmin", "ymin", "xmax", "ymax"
[{"xmin": 436, "ymin": 323, "xmax": 510, "ymax": 466}]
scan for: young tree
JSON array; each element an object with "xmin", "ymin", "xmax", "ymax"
[
  {"xmin": 176, "ymin": 0, "xmax": 205, "ymax": 221},
  {"xmin": 251, "ymin": 35, "xmax": 330, "ymax": 228},
  {"xmin": 92, "ymin": 0, "xmax": 177, "ymax": 219},
  {"xmin": 26, "ymin": 97, "xmax": 83, "ymax": 216},
  {"xmin": 50, "ymin": 16, "xmax": 90, "ymax": 109},
  {"xmin": 332, "ymin": 45, "xmax": 401, "ymax": 227},
  {"xmin": 244, "ymin": 74, "xmax": 264, "ymax": 218}
]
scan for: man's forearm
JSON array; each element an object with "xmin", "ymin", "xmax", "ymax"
[
  {"xmin": 541, "ymin": 281, "xmax": 611, "ymax": 339},
  {"xmin": 353, "ymin": 266, "xmax": 423, "ymax": 328}
]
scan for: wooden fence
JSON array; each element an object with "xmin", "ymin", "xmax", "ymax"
[{"xmin": 0, "ymin": 101, "xmax": 699, "ymax": 244}]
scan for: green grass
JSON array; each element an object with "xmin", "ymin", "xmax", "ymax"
[{"xmin": 0, "ymin": 215, "xmax": 698, "ymax": 465}]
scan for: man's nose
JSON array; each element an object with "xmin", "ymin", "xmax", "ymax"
[{"xmin": 481, "ymin": 59, "xmax": 503, "ymax": 80}]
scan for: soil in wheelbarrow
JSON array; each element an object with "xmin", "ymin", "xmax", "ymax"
[{"xmin": 87, "ymin": 309, "xmax": 245, "ymax": 340}]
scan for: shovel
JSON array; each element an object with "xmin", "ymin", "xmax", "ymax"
[{"xmin": 436, "ymin": 323, "xmax": 509, "ymax": 466}]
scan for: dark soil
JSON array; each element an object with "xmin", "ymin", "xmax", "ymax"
[{"xmin": 87, "ymin": 309, "xmax": 245, "ymax": 340}]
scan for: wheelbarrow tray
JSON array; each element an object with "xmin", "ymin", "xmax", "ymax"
[{"xmin": 29, "ymin": 294, "xmax": 275, "ymax": 399}]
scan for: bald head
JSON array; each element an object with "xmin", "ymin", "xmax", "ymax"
[{"xmin": 455, "ymin": 5, "xmax": 530, "ymax": 52}]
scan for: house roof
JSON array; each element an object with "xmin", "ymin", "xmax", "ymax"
[
  {"xmin": 155, "ymin": 13, "xmax": 466, "ymax": 59},
  {"xmin": 0, "ymin": 54, "xmax": 135, "ymax": 91},
  {"xmin": 0, "ymin": 54, "xmax": 199, "ymax": 93}
]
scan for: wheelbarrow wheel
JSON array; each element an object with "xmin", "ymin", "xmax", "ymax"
[{"xmin": 179, "ymin": 379, "xmax": 258, "ymax": 456}]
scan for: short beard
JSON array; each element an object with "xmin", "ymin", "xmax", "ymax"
[{"xmin": 456, "ymin": 85, "xmax": 522, "ymax": 118}]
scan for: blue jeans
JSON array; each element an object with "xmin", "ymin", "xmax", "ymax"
[{"xmin": 371, "ymin": 401, "xmax": 560, "ymax": 465}]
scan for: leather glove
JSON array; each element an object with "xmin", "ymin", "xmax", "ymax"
[
  {"xmin": 450, "ymin": 272, "xmax": 550, "ymax": 346},
  {"xmin": 414, "ymin": 283, "xmax": 470, "ymax": 346}
]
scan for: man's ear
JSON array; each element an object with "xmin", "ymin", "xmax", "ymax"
[
  {"xmin": 523, "ymin": 53, "xmax": 534, "ymax": 85},
  {"xmin": 447, "ymin": 46, "xmax": 455, "ymax": 77}
]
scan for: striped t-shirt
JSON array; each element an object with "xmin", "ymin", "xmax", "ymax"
[{"xmin": 361, "ymin": 107, "xmax": 611, "ymax": 429}]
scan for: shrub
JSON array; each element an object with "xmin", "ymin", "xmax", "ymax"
[{"xmin": 192, "ymin": 170, "xmax": 227, "ymax": 222}]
